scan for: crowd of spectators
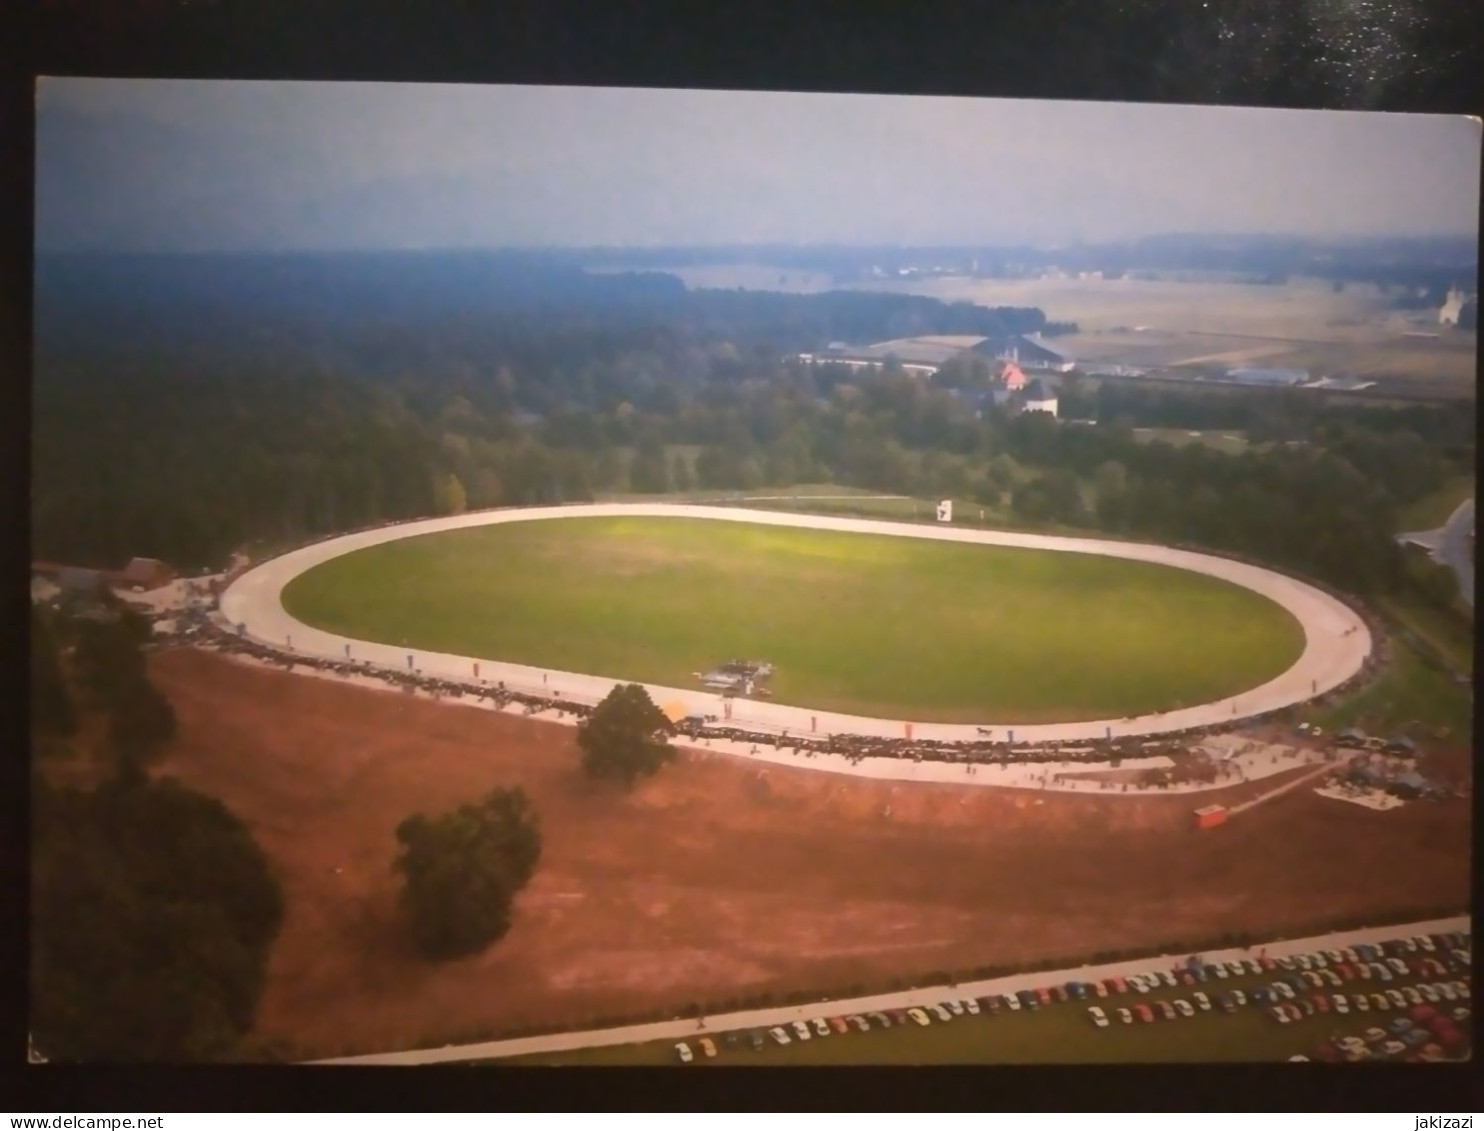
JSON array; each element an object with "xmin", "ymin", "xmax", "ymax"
[{"xmin": 130, "ymin": 514, "xmax": 1393, "ymax": 773}]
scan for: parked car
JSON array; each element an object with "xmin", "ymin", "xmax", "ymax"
[
  {"xmin": 1135, "ymin": 1003, "xmax": 1155, "ymax": 1023},
  {"xmin": 963, "ymin": 999, "xmax": 981, "ymax": 1015},
  {"xmin": 1174, "ymin": 999, "xmax": 1195, "ymax": 1018},
  {"xmin": 1177, "ymin": 970, "xmax": 1196, "ymax": 987},
  {"xmin": 1386, "ymin": 957, "xmax": 1409, "ymax": 976},
  {"xmin": 1310, "ymin": 953, "xmax": 1329, "ymax": 969},
  {"xmin": 1380, "ymin": 1040, "xmax": 1406, "ymax": 1058},
  {"xmin": 1297, "ymin": 999, "xmax": 1316, "ymax": 1017},
  {"xmin": 698, "ymin": 1037, "xmax": 717, "ymax": 1059},
  {"xmin": 1035, "ymin": 987, "xmax": 1053, "ymax": 1006},
  {"xmin": 930, "ymin": 1005, "xmax": 953, "ymax": 1023},
  {"xmin": 888, "ymin": 1010, "xmax": 910, "ymax": 1025},
  {"xmin": 1004, "ymin": 994, "xmax": 1022, "ymax": 1012},
  {"xmin": 828, "ymin": 1017, "xmax": 849, "ymax": 1034},
  {"xmin": 1192, "ymin": 991, "xmax": 1212, "ymax": 1012},
  {"xmin": 1064, "ymin": 983, "xmax": 1085, "ymax": 1001},
  {"xmin": 868, "ymin": 1011, "xmax": 894, "ymax": 1028},
  {"xmin": 944, "ymin": 1001, "xmax": 965, "ymax": 1017},
  {"xmin": 1414, "ymin": 935, "xmax": 1436, "ymax": 952},
  {"xmin": 1449, "ymin": 1006, "xmax": 1470, "ymax": 1023},
  {"xmin": 749, "ymin": 1030, "xmax": 766, "ymax": 1050},
  {"xmin": 812, "ymin": 1018, "xmax": 831, "ymax": 1037},
  {"xmin": 1438, "ymin": 984, "xmax": 1459, "ymax": 1002},
  {"xmin": 1402, "ymin": 986, "xmax": 1423, "ymax": 1006},
  {"xmin": 1336, "ymin": 1036, "xmax": 1368, "ymax": 1054},
  {"xmin": 1091, "ymin": 981, "xmax": 1109, "ymax": 998},
  {"xmin": 791, "ymin": 1021, "xmax": 811, "ymax": 1040},
  {"xmin": 1386, "ymin": 990, "xmax": 1408, "ymax": 1009},
  {"xmin": 1333, "ymin": 994, "xmax": 1350, "ymax": 1014},
  {"xmin": 1386, "ymin": 1017, "xmax": 1413, "ymax": 1035},
  {"xmin": 1303, "ymin": 971, "xmax": 1324, "ymax": 989},
  {"xmin": 1087, "ymin": 1006, "xmax": 1110, "ymax": 1028},
  {"xmin": 1217, "ymin": 992, "xmax": 1236, "ymax": 1013},
  {"xmin": 1116, "ymin": 1007, "xmax": 1133, "ymax": 1024},
  {"xmin": 1249, "ymin": 986, "xmax": 1270, "ymax": 1005},
  {"xmin": 1402, "ymin": 1028, "xmax": 1430, "ymax": 1048},
  {"xmin": 1370, "ymin": 993, "xmax": 1389, "ymax": 1010},
  {"xmin": 1108, "ymin": 976, "xmax": 1128, "ymax": 994},
  {"xmin": 1363, "ymin": 1026, "xmax": 1388, "ymax": 1043},
  {"xmin": 1230, "ymin": 989, "xmax": 1247, "ymax": 1007},
  {"xmin": 1157, "ymin": 1001, "xmax": 1176, "ymax": 1021},
  {"xmin": 1353, "ymin": 993, "xmax": 1370, "ymax": 1012},
  {"xmin": 1258, "ymin": 955, "xmax": 1275, "ymax": 970},
  {"xmin": 848, "ymin": 1015, "xmax": 870, "ymax": 1032},
  {"xmin": 978, "ymin": 997, "xmax": 1000, "ymax": 1015},
  {"xmin": 1311, "ymin": 995, "xmax": 1330, "ymax": 1013},
  {"xmin": 907, "ymin": 1008, "xmax": 931, "ymax": 1027},
  {"xmin": 1321, "ymin": 970, "xmax": 1342, "ymax": 987},
  {"xmin": 675, "ymin": 1042, "xmax": 694, "ymax": 1063},
  {"xmin": 1269, "ymin": 1005, "xmax": 1291, "ymax": 1024}
]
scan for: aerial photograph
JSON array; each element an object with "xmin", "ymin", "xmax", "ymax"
[{"xmin": 29, "ymin": 79, "xmax": 1476, "ymax": 1067}]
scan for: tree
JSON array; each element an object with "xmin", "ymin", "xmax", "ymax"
[
  {"xmin": 31, "ymin": 777, "xmax": 283, "ymax": 1062},
  {"xmin": 577, "ymin": 683, "xmax": 675, "ymax": 786},
  {"xmin": 630, "ymin": 434, "xmax": 670, "ymax": 494},
  {"xmin": 669, "ymin": 452, "xmax": 695, "ymax": 493},
  {"xmin": 435, "ymin": 472, "xmax": 467, "ymax": 516},
  {"xmin": 393, "ymin": 786, "xmax": 543, "ymax": 961},
  {"xmin": 106, "ymin": 679, "xmax": 178, "ymax": 768},
  {"xmin": 31, "ymin": 605, "xmax": 76, "ymax": 738}
]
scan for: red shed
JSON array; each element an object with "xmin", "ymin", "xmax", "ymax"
[{"xmin": 1194, "ymin": 804, "xmax": 1228, "ymax": 829}]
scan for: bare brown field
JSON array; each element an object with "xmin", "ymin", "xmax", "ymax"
[{"xmin": 146, "ymin": 648, "xmax": 1471, "ymax": 1061}]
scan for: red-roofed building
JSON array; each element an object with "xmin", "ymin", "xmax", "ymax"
[{"xmin": 1001, "ymin": 361, "xmax": 1027, "ymax": 391}]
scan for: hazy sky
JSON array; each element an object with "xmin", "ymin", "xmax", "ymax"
[{"xmin": 35, "ymin": 79, "xmax": 1482, "ymax": 253}]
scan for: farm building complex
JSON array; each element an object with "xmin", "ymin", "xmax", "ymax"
[{"xmin": 797, "ymin": 332, "xmax": 1076, "ymax": 376}]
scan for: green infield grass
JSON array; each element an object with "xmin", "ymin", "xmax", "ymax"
[{"xmin": 281, "ymin": 516, "xmax": 1306, "ymax": 723}]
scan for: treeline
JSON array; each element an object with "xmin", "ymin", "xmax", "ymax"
[
  {"xmin": 30, "ymin": 599, "xmax": 284, "ymax": 1062},
  {"xmin": 32, "ymin": 252, "xmax": 1473, "ymax": 604}
]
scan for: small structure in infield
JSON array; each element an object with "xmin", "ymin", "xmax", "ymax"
[{"xmin": 696, "ymin": 659, "xmax": 774, "ymax": 696}]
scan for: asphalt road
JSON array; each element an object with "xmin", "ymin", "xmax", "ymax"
[
  {"xmin": 308, "ymin": 915, "xmax": 1470, "ymax": 1066},
  {"xmin": 1438, "ymin": 497, "xmax": 1474, "ymax": 608}
]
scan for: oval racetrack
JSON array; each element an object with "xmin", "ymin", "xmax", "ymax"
[{"xmin": 220, "ymin": 503, "xmax": 1373, "ymax": 744}]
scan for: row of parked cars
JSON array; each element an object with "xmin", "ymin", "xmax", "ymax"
[
  {"xmin": 1292, "ymin": 1005, "xmax": 1473, "ymax": 1063},
  {"xmin": 673, "ymin": 931, "xmax": 1470, "ymax": 1062},
  {"xmin": 674, "ymin": 998, "xmax": 992, "ymax": 1061}
]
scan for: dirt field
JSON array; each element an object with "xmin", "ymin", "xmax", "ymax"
[{"xmin": 146, "ymin": 649, "xmax": 1471, "ymax": 1061}]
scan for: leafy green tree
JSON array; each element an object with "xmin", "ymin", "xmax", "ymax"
[
  {"xmin": 393, "ymin": 786, "xmax": 542, "ymax": 961},
  {"xmin": 630, "ymin": 435, "xmax": 670, "ymax": 494},
  {"xmin": 31, "ymin": 778, "xmax": 283, "ymax": 1062},
  {"xmin": 669, "ymin": 453, "xmax": 695, "ymax": 493},
  {"xmin": 106, "ymin": 679, "xmax": 178, "ymax": 768},
  {"xmin": 31, "ymin": 605, "xmax": 76, "ymax": 738},
  {"xmin": 434, "ymin": 472, "xmax": 468, "ymax": 516},
  {"xmin": 577, "ymin": 683, "xmax": 675, "ymax": 786}
]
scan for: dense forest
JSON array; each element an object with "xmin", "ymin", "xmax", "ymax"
[{"xmin": 33, "ymin": 251, "xmax": 1474, "ymax": 604}]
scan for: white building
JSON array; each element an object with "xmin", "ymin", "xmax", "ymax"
[
  {"xmin": 1438, "ymin": 287, "xmax": 1472, "ymax": 327},
  {"xmin": 1021, "ymin": 379, "xmax": 1059, "ymax": 417}
]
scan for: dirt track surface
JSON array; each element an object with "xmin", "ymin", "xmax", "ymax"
[{"xmin": 148, "ymin": 649, "xmax": 1469, "ymax": 1061}]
